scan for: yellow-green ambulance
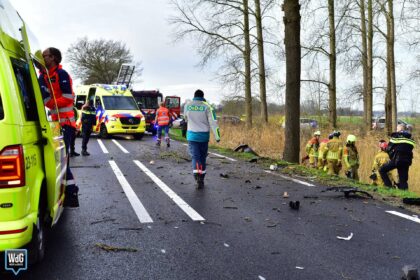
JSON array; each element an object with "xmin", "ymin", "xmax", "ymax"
[
  {"xmin": 0, "ymin": 0, "xmax": 66, "ymax": 264},
  {"xmin": 75, "ymin": 84, "xmax": 146, "ymax": 139}
]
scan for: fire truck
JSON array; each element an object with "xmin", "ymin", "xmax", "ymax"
[{"xmin": 131, "ymin": 90, "xmax": 181, "ymax": 134}]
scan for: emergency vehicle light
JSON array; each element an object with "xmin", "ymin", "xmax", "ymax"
[{"xmin": 0, "ymin": 145, "xmax": 25, "ymax": 188}]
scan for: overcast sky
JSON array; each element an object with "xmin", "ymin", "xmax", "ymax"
[{"xmin": 11, "ymin": 0, "xmax": 224, "ymax": 104}]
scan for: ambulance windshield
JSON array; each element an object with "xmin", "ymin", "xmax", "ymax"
[{"xmin": 102, "ymin": 96, "xmax": 138, "ymax": 110}]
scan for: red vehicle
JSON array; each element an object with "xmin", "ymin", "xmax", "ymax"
[{"xmin": 131, "ymin": 90, "xmax": 180, "ymax": 134}]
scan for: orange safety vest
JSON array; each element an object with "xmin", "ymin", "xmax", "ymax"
[
  {"xmin": 41, "ymin": 65, "xmax": 76, "ymax": 128},
  {"xmin": 156, "ymin": 107, "xmax": 170, "ymax": 126}
]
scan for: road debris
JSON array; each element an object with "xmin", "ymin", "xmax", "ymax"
[
  {"xmin": 149, "ymin": 160, "xmax": 155, "ymax": 165},
  {"xmin": 90, "ymin": 218, "xmax": 116, "ymax": 225},
  {"xmin": 249, "ymin": 157, "xmax": 258, "ymax": 163},
  {"xmin": 296, "ymin": 266, "xmax": 305, "ymax": 270},
  {"xmin": 336, "ymin": 232, "xmax": 353, "ymax": 241},
  {"xmin": 253, "ymin": 186, "xmax": 262, "ymax": 190},
  {"xmin": 220, "ymin": 173, "xmax": 229, "ymax": 178},
  {"xmin": 323, "ymin": 187, "xmax": 373, "ymax": 199},
  {"xmin": 270, "ymin": 164, "xmax": 278, "ymax": 171},
  {"xmin": 223, "ymin": 206, "xmax": 238, "ymax": 209},
  {"xmin": 303, "ymin": 195, "xmax": 318, "ymax": 199},
  {"xmin": 283, "ymin": 192, "xmax": 289, "ymax": 198},
  {"xmin": 161, "ymin": 249, "xmax": 166, "ymax": 254},
  {"xmin": 224, "ymin": 243, "xmax": 230, "ymax": 248},
  {"xmin": 258, "ymin": 276, "xmax": 266, "ymax": 280},
  {"xmin": 118, "ymin": 227, "xmax": 143, "ymax": 231},
  {"xmin": 402, "ymin": 198, "xmax": 420, "ymax": 206},
  {"xmin": 95, "ymin": 243, "xmax": 138, "ymax": 253},
  {"xmin": 289, "ymin": 201, "xmax": 300, "ymax": 210},
  {"xmin": 234, "ymin": 144, "xmax": 259, "ymax": 156},
  {"xmin": 245, "ymin": 180, "xmax": 251, "ymax": 183},
  {"xmin": 402, "ymin": 265, "xmax": 419, "ymax": 280},
  {"xmin": 244, "ymin": 216, "xmax": 252, "ymax": 222}
]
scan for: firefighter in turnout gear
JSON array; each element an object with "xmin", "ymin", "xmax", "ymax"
[
  {"xmin": 39, "ymin": 47, "xmax": 79, "ymax": 207},
  {"xmin": 371, "ymin": 140, "xmax": 392, "ymax": 186},
  {"xmin": 184, "ymin": 89, "xmax": 220, "ymax": 189},
  {"xmin": 306, "ymin": 131, "xmax": 321, "ymax": 168},
  {"xmin": 81, "ymin": 99, "xmax": 96, "ymax": 156},
  {"xmin": 343, "ymin": 134, "xmax": 359, "ymax": 180},
  {"xmin": 155, "ymin": 102, "xmax": 171, "ymax": 147},
  {"xmin": 322, "ymin": 131, "xmax": 343, "ymax": 175},
  {"xmin": 380, "ymin": 130, "xmax": 416, "ymax": 190},
  {"xmin": 318, "ymin": 135, "xmax": 332, "ymax": 171}
]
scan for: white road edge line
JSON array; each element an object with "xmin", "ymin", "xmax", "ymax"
[
  {"xmin": 386, "ymin": 210, "xmax": 420, "ymax": 224},
  {"xmin": 97, "ymin": 139, "xmax": 109, "ymax": 154},
  {"xmin": 182, "ymin": 143, "xmax": 237, "ymax": 162},
  {"xmin": 264, "ymin": 170, "xmax": 315, "ymax": 187},
  {"xmin": 112, "ymin": 139, "xmax": 129, "ymax": 153},
  {"xmin": 109, "ymin": 161, "xmax": 153, "ymax": 223},
  {"xmin": 133, "ymin": 160, "xmax": 205, "ymax": 221}
]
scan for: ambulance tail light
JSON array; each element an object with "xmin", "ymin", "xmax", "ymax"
[{"xmin": 0, "ymin": 145, "xmax": 25, "ymax": 188}]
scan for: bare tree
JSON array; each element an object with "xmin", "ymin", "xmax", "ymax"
[
  {"xmin": 67, "ymin": 37, "xmax": 141, "ymax": 85},
  {"xmin": 282, "ymin": 0, "xmax": 301, "ymax": 163}
]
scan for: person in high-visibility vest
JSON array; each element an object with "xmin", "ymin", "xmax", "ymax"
[
  {"xmin": 155, "ymin": 102, "xmax": 171, "ymax": 147},
  {"xmin": 39, "ymin": 47, "xmax": 79, "ymax": 207},
  {"xmin": 371, "ymin": 140, "xmax": 392, "ymax": 186},
  {"xmin": 80, "ymin": 99, "xmax": 97, "ymax": 156},
  {"xmin": 305, "ymin": 131, "xmax": 321, "ymax": 168},
  {"xmin": 322, "ymin": 131, "xmax": 343, "ymax": 176},
  {"xmin": 343, "ymin": 134, "xmax": 359, "ymax": 180}
]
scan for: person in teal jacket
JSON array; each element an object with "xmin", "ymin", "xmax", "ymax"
[{"xmin": 184, "ymin": 89, "xmax": 220, "ymax": 189}]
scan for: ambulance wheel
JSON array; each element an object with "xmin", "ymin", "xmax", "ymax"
[
  {"xmin": 99, "ymin": 124, "xmax": 109, "ymax": 139},
  {"xmin": 133, "ymin": 133, "xmax": 144, "ymax": 140},
  {"xmin": 28, "ymin": 193, "xmax": 47, "ymax": 264}
]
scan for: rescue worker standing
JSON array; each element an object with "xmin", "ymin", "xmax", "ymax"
[
  {"xmin": 306, "ymin": 131, "xmax": 321, "ymax": 168},
  {"xmin": 184, "ymin": 89, "xmax": 220, "ymax": 189},
  {"xmin": 81, "ymin": 99, "xmax": 96, "ymax": 156},
  {"xmin": 70, "ymin": 107, "xmax": 80, "ymax": 157},
  {"xmin": 322, "ymin": 131, "xmax": 343, "ymax": 176},
  {"xmin": 39, "ymin": 47, "xmax": 79, "ymax": 207},
  {"xmin": 371, "ymin": 140, "xmax": 391, "ymax": 186},
  {"xmin": 318, "ymin": 135, "xmax": 332, "ymax": 171},
  {"xmin": 343, "ymin": 134, "xmax": 359, "ymax": 180},
  {"xmin": 155, "ymin": 102, "xmax": 171, "ymax": 147},
  {"xmin": 380, "ymin": 130, "xmax": 416, "ymax": 190}
]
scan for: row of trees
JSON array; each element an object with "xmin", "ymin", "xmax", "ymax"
[{"xmin": 170, "ymin": 0, "xmax": 419, "ymax": 162}]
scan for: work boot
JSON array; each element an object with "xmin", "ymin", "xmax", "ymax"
[
  {"xmin": 64, "ymin": 186, "xmax": 79, "ymax": 208},
  {"xmin": 70, "ymin": 151, "xmax": 80, "ymax": 157},
  {"xmin": 196, "ymin": 174, "xmax": 205, "ymax": 190},
  {"xmin": 156, "ymin": 140, "xmax": 161, "ymax": 146},
  {"xmin": 81, "ymin": 150, "xmax": 90, "ymax": 156},
  {"xmin": 166, "ymin": 138, "xmax": 170, "ymax": 147}
]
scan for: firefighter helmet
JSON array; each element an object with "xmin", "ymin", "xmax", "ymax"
[
  {"xmin": 346, "ymin": 134, "xmax": 356, "ymax": 143},
  {"xmin": 314, "ymin": 131, "xmax": 321, "ymax": 136}
]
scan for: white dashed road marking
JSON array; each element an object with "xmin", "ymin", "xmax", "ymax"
[
  {"xmin": 134, "ymin": 160, "xmax": 205, "ymax": 221},
  {"xmin": 97, "ymin": 139, "xmax": 109, "ymax": 154},
  {"xmin": 264, "ymin": 170, "xmax": 315, "ymax": 187},
  {"xmin": 109, "ymin": 161, "xmax": 153, "ymax": 223},
  {"xmin": 386, "ymin": 211, "xmax": 420, "ymax": 224},
  {"xmin": 112, "ymin": 139, "xmax": 129, "ymax": 153}
]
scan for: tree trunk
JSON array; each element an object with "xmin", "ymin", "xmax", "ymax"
[
  {"xmin": 254, "ymin": 0, "xmax": 268, "ymax": 123},
  {"xmin": 244, "ymin": 0, "xmax": 253, "ymax": 128},
  {"xmin": 360, "ymin": 0, "xmax": 369, "ymax": 130},
  {"xmin": 328, "ymin": 0, "xmax": 337, "ymax": 128},
  {"xmin": 366, "ymin": 0, "xmax": 373, "ymax": 130},
  {"xmin": 388, "ymin": 0, "xmax": 397, "ymax": 131},
  {"xmin": 282, "ymin": 0, "xmax": 301, "ymax": 163}
]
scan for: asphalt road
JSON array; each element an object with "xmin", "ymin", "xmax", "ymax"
[{"xmin": 2, "ymin": 133, "xmax": 420, "ymax": 280}]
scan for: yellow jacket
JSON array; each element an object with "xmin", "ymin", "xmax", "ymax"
[{"xmin": 323, "ymin": 137, "xmax": 343, "ymax": 160}]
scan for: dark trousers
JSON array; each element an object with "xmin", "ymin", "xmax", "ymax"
[
  {"xmin": 81, "ymin": 125, "xmax": 93, "ymax": 151},
  {"xmin": 157, "ymin": 125, "xmax": 169, "ymax": 141},
  {"xmin": 379, "ymin": 160, "xmax": 410, "ymax": 190},
  {"xmin": 188, "ymin": 141, "xmax": 209, "ymax": 175},
  {"xmin": 62, "ymin": 125, "xmax": 78, "ymax": 192}
]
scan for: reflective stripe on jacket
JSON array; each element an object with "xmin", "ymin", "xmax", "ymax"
[
  {"xmin": 323, "ymin": 137, "xmax": 343, "ymax": 160},
  {"xmin": 343, "ymin": 145, "xmax": 359, "ymax": 168},
  {"xmin": 306, "ymin": 137, "xmax": 320, "ymax": 157},
  {"xmin": 39, "ymin": 64, "xmax": 76, "ymax": 128},
  {"xmin": 156, "ymin": 107, "xmax": 170, "ymax": 126}
]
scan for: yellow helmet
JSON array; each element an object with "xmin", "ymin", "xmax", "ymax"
[
  {"xmin": 314, "ymin": 131, "xmax": 321, "ymax": 136},
  {"xmin": 347, "ymin": 134, "xmax": 356, "ymax": 143}
]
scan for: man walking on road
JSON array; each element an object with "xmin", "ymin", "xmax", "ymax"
[
  {"xmin": 81, "ymin": 99, "xmax": 96, "ymax": 156},
  {"xmin": 39, "ymin": 47, "xmax": 79, "ymax": 207},
  {"xmin": 155, "ymin": 101, "xmax": 171, "ymax": 147},
  {"xmin": 184, "ymin": 89, "xmax": 220, "ymax": 189}
]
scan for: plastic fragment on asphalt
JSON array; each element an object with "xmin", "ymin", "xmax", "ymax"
[
  {"xmin": 270, "ymin": 164, "xmax": 278, "ymax": 171},
  {"xmin": 200, "ymin": 221, "xmax": 205, "ymax": 225},
  {"xmin": 150, "ymin": 160, "xmax": 155, "ymax": 165},
  {"xmin": 224, "ymin": 243, "xmax": 230, "ymax": 248},
  {"xmin": 161, "ymin": 249, "xmax": 166, "ymax": 254},
  {"xmin": 336, "ymin": 232, "xmax": 353, "ymax": 240},
  {"xmin": 402, "ymin": 265, "xmax": 419, "ymax": 280},
  {"xmin": 258, "ymin": 276, "xmax": 266, "ymax": 280},
  {"xmin": 147, "ymin": 225, "xmax": 152, "ymax": 229},
  {"xmin": 296, "ymin": 266, "xmax": 304, "ymax": 270},
  {"xmin": 283, "ymin": 192, "xmax": 289, "ymax": 198},
  {"xmin": 220, "ymin": 173, "xmax": 229, "ymax": 178}
]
